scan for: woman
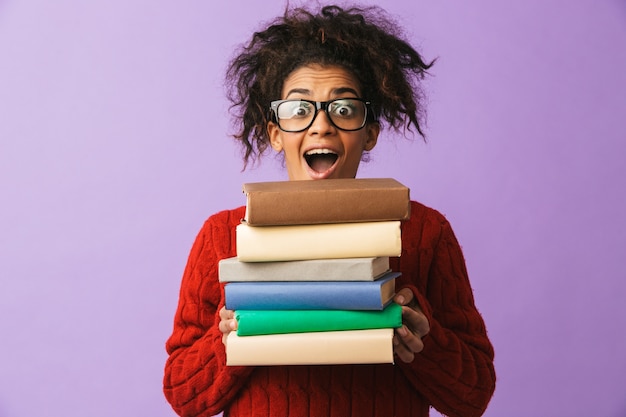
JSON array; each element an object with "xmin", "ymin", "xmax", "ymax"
[{"xmin": 163, "ymin": 5, "xmax": 495, "ymax": 417}]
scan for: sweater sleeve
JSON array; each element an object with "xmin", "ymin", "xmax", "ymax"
[
  {"xmin": 163, "ymin": 210, "xmax": 253, "ymax": 417},
  {"xmin": 395, "ymin": 206, "xmax": 496, "ymax": 417}
]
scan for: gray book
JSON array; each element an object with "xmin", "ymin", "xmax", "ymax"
[{"xmin": 218, "ymin": 256, "xmax": 390, "ymax": 282}]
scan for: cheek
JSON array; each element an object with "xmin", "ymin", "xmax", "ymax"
[
  {"xmin": 281, "ymin": 137, "xmax": 305, "ymax": 164},
  {"xmin": 344, "ymin": 134, "xmax": 368, "ymax": 155},
  {"xmin": 342, "ymin": 147, "xmax": 365, "ymax": 169},
  {"xmin": 283, "ymin": 138, "xmax": 302, "ymax": 155}
]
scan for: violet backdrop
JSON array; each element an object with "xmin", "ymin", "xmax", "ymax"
[{"xmin": 1, "ymin": 1, "xmax": 625, "ymax": 416}]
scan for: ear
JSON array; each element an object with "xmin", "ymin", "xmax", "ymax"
[
  {"xmin": 267, "ymin": 122, "xmax": 284, "ymax": 152},
  {"xmin": 363, "ymin": 122, "xmax": 380, "ymax": 151}
]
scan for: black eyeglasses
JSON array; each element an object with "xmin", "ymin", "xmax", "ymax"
[{"xmin": 270, "ymin": 98, "xmax": 372, "ymax": 132}]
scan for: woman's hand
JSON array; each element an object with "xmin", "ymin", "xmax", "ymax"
[
  {"xmin": 218, "ymin": 307, "xmax": 238, "ymax": 345},
  {"xmin": 393, "ymin": 288, "xmax": 430, "ymax": 363}
]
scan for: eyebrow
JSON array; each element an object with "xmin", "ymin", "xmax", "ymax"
[{"xmin": 284, "ymin": 87, "xmax": 361, "ymax": 99}]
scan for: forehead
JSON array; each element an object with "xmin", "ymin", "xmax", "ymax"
[{"xmin": 282, "ymin": 65, "xmax": 362, "ymax": 98}]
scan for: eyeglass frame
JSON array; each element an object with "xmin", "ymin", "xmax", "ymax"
[{"xmin": 269, "ymin": 98, "xmax": 374, "ymax": 133}]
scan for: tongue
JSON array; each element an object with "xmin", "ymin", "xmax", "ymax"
[{"xmin": 309, "ymin": 154, "xmax": 336, "ymax": 173}]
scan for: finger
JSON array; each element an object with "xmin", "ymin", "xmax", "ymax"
[
  {"xmin": 393, "ymin": 287, "xmax": 415, "ymax": 306},
  {"xmin": 393, "ymin": 332, "xmax": 416, "ymax": 363},
  {"xmin": 402, "ymin": 305, "xmax": 430, "ymax": 337},
  {"xmin": 397, "ymin": 324, "xmax": 425, "ymax": 352},
  {"xmin": 397, "ymin": 322, "xmax": 422, "ymax": 343},
  {"xmin": 219, "ymin": 306, "xmax": 235, "ymax": 320},
  {"xmin": 218, "ymin": 307, "xmax": 237, "ymax": 346},
  {"xmin": 218, "ymin": 317, "xmax": 238, "ymax": 334},
  {"xmin": 220, "ymin": 319, "xmax": 237, "ymax": 346}
]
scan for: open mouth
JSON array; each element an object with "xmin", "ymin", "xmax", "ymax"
[{"xmin": 304, "ymin": 149, "xmax": 338, "ymax": 173}]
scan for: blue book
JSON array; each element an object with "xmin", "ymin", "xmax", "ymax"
[{"xmin": 224, "ymin": 271, "xmax": 399, "ymax": 310}]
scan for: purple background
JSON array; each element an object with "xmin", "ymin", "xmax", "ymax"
[{"xmin": 1, "ymin": 1, "xmax": 625, "ymax": 416}]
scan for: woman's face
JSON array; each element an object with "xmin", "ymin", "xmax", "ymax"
[{"xmin": 268, "ymin": 65, "xmax": 379, "ymax": 180}]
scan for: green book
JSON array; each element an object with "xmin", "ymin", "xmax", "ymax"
[{"xmin": 235, "ymin": 303, "xmax": 402, "ymax": 336}]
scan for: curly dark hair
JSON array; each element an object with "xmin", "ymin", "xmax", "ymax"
[{"xmin": 225, "ymin": 4, "xmax": 434, "ymax": 167}]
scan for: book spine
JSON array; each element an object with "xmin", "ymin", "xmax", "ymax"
[
  {"xmin": 218, "ymin": 256, "xmax": 390, "ymax": 282},
  {"xmin": 235, "ymin": 302, "xmax": 402, "ymax": 336},
  {"xmin": 236, "ymin": 221, "xmax": 401, "ymax": 262},
  {"xmin": 226, "ymin": 328, "xmax": 394, "ymax": 365},
  {"xmin": 224, "ymin": 272, "xmax": 399, "ymax": 310}
]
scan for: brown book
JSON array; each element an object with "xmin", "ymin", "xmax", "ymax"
[{"xmin": 242, "ymin": 178, "xmax": 410, "ymax": 226}]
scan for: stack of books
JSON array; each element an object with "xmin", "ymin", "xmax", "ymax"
[{"xmin": 219, "ymin": 178, "xmax": 411, "ymax": 366}]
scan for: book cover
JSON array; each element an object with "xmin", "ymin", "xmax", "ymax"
[
  {"xmin": 224, "ymin": 271, "xmax": 399, "ymax": 310},
  {"xmin": 242, "ymin": 178, "xmax": 410, "ymax": 226},
  {"xmin": 218, "ymin": 256, "xmax": 390, "ymax": 282},
  {"xmin": 226, "ymin": 328, "xmax": 394, "ymax": 365},
  {"xmin": 235, "ymin": 302, "xmax": 402, "ymax": 336},
  {"xmin": 236, "ymin": 221, "xmax": 401, "ymax": 262}
]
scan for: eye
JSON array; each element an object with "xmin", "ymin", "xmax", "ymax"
[
  {"xmin": 329, "ymin": 100, "xmax": 357, "ymax": 119},
  {"xmin": 279, "ymin": 101, "xmax": 313, "ymax": 119}
]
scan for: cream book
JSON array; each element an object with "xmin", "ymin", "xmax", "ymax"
[
  {"xmin": 226, "ymin": 328, "xmax": 394, "ymax": 366},
  {"xmin": 218, "ymin": 256, "xmax": 390, "ymax": 282},
  {"xmin": 236, "ymin": 221, "xmax": 402, "ymax": 262}
]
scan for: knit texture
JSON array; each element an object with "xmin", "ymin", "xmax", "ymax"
[{"xmin": 163, "ymin": 201, "xmax": 496, "ymax": 417}]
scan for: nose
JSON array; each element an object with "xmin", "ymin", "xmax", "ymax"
[{"xmin": 308, "ymin": 108, "xmax": 335, "ymax": 135}]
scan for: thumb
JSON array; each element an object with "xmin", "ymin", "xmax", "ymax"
[{"xmin": 394, "ymin": 287, "xmax": 415, "ymax": 306}]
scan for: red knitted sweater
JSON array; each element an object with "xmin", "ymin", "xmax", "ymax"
[{"xmin": 163, "ymin": 201, "xmax": 495, "ymax": 417}]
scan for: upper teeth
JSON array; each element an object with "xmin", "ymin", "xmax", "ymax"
[{"xmin": 305, "ymin": 149, "xmax": 336, "ymax": 156}]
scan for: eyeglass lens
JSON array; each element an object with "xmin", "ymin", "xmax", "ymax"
[{"xmin": 276, "ymin": 99, "xmax": 367, "ymax": 132}]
